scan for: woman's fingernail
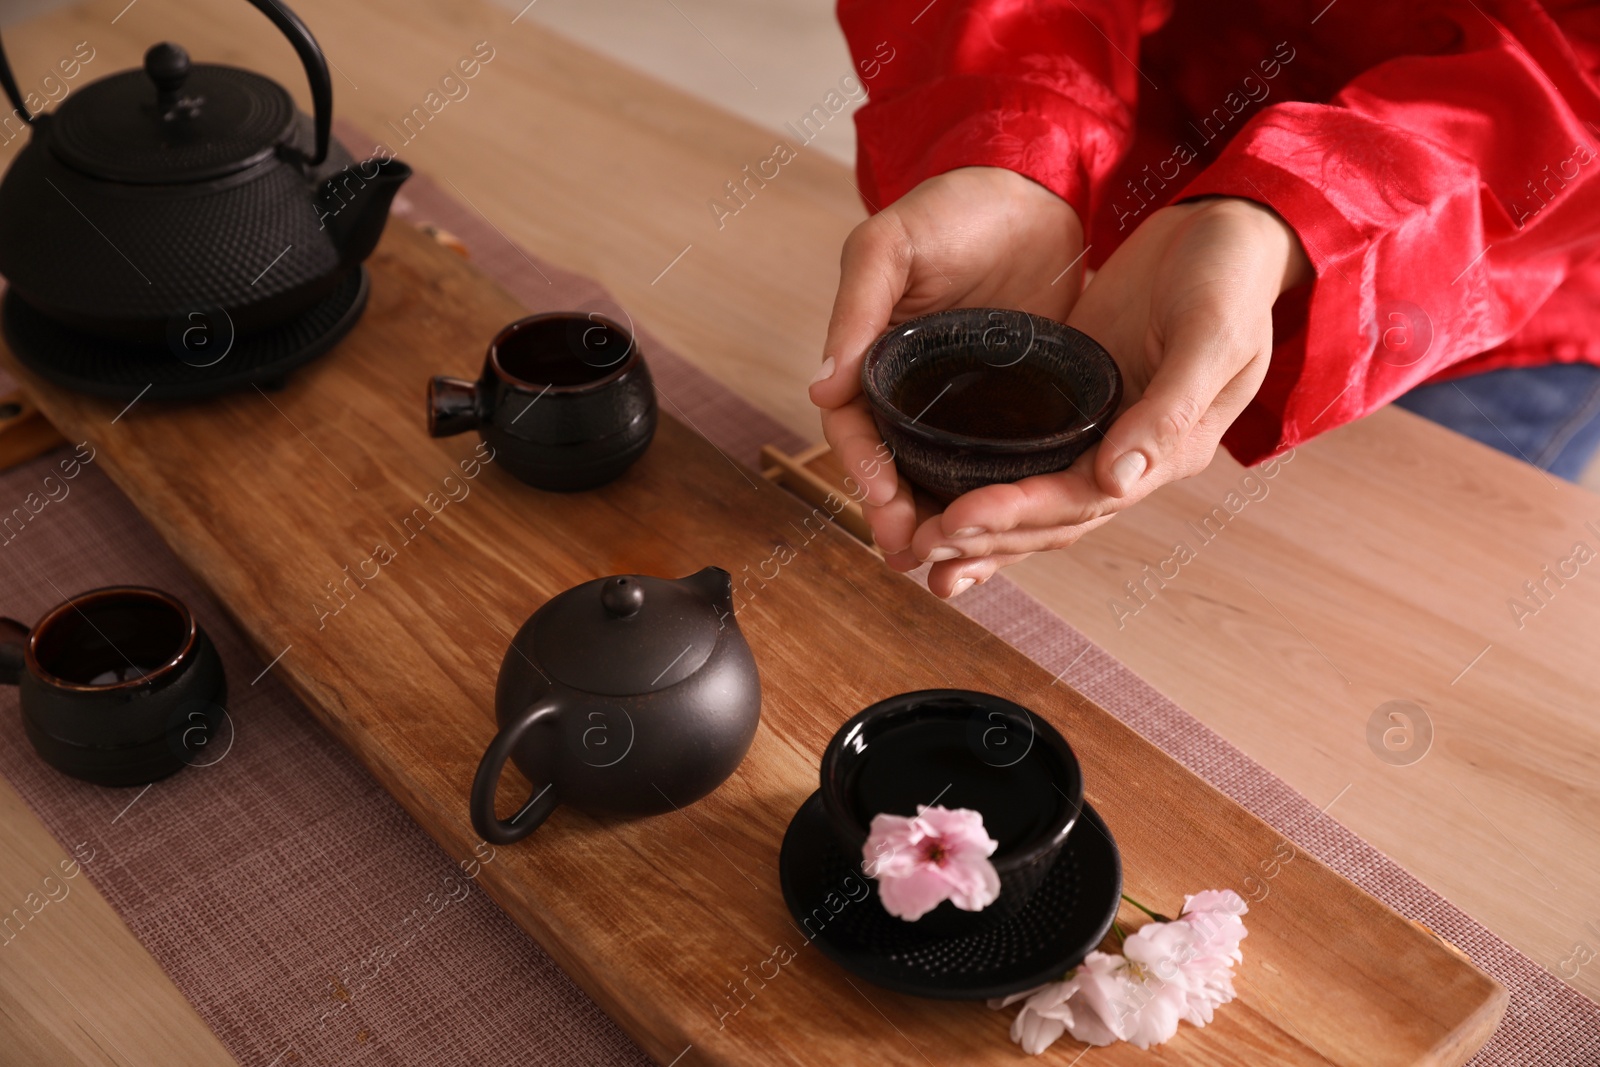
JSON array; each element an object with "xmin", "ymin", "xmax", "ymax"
[
  {"xmin": 924, "ymin": 546, "xmax": 960, "ymax": 563},
  {"xmin": 810, "ymin": 356, "xmax": 836, "ymax": 385},
  {"xmin": 1111, "ymin": 450, "xmax": 1148, "ymax": 493},
  {"xmin": 952, "ymin": 526, "xmax": 985, "ymax": 538},
  {"xmin": 951, "ymin": 577, "xmax": 976, "ymax": 597}
]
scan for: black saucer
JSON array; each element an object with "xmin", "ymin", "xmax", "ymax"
[
  {"xmin": 779, "ymin": 790, "xmax": 1121, "ymax": 1000},
  {"xmin": 2, "ymin": 267, "xmax": 368, "ymax": 400}
]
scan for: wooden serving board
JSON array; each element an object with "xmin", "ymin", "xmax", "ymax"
[{"xmin": 2, "ymin": 223, "xmax": 1505, "ymax": 1066}]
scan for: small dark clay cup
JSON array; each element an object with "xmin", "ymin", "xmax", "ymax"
[
  {"xmin": 428, "ymin": 312, "xmax": 657, "ymax": 492},
  {"xmin": 861, "ymin": 308, "xmax": 1122, "ymax": 502},
  {"xmin": 0, "ymin": 586, "xmax": 228, "ymax": 787},
  {"xmin": 819, "ymin": 689, "xmax": 1084, "ymax": 942}
]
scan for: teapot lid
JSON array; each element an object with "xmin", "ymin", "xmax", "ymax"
[
  {"xmin": 50, "ymin": 43, "xmax": 299, "ymax": 184},
  {"xmin": 528, "ymin": 574, "xmax": 722, "ymax": 696}
]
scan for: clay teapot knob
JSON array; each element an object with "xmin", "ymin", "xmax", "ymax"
[
  {"xmin": 601, "ymin": 576, "xmax": 645, "ymax": 619},
  {"xmin": 144, "ymin": 43, "xmax": 192, "ymax": 116}
]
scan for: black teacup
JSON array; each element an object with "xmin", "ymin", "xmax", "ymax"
[
  {"xmin": 861, "ymin": 308, "xmax": 1122, "ymax": 502},
  {"xmin": 820, "ymin": 689, "xmax": 1083, "ymax": 943},
  {"xmin": 0, "ymin": 586, "xmax": 228, "ymax": 786},
  {"xmin": 428, "ymin": 312, "xmax": 657, "ymax": 491}
]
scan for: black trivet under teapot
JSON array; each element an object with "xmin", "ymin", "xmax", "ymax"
[
  {"xmin": 0, "ymin": 0, "xmax": 410, "ymax": 398},
  {"xmin": 470, "ymin": 568, "xmax": 762, "ymax": 844}
]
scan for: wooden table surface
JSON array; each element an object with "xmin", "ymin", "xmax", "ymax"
[
  {"xmin": 0, "ymin": 775, "xmax": 235, "ymax": 1066},
  {"xmin": 0, "ymin": 0, "xmax": 1596, "ymax": 1060},
  {"xmin": 5, "ymin": 207, "xmax": 1508, "ymax": 1067}
]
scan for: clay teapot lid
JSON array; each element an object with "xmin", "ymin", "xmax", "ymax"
[{"xmin": 528, "ymin": 569, "xmax": 732, "ymax": 696}]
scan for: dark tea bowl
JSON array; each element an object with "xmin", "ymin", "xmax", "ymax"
[
  {"xmin": 428, "ymin": 312, "xmax": 657, "ymax": 492},
  {"xmin": 1, "ymin": 586, "xmax": 228, "ymax": 787},
  {"xmin": 819, "ymin": 689, "xmax": 1084, "ymax": 944},
  {"xmin": 861, "ymin": 308, "xmax": 1122, "ymax": 502}
]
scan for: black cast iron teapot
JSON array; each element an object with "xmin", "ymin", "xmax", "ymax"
[
  {"xmin": 0, "ymin": 0, "xmax": 410, "ymax": 344},
  {"xmin": 470, "ymin": 568, "xmax": 763, "ymax": 845}
]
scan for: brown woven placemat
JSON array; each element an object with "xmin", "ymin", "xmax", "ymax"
[{"xmin": 0, "ymin": 151, "xmax": 1595, "ymax": 1066}]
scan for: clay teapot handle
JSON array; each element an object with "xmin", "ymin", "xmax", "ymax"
[
  {"xmin": 470, "ymin": 696, "xmax": 562, "ymax": 845},
  {"xmin": 0, "ymin": 617, "xmax": 28, "ymax": 687}
]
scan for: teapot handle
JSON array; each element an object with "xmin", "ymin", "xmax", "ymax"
[
  {"xmin": 244, "ymin": 0, "xmax": 333, "ymax": 166},
  {"xmin": 470, "ymin": 697, "xmax": 563, "ymax": 845},
  {"xmin": 0, "ymin": 0, "xmax": 332, "ymax": 166}
]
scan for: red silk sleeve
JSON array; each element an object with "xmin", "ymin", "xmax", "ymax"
[
  {"xmin": 1178, "ymin": 2, "xmax": 1600, "ymax": 465},
  {"xmin": 837, "ymin": 0, "xmax": 1168, "ymax": 223}
]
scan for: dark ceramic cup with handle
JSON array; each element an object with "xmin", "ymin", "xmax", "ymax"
[
  {"xmin": 0, "ymin": 586, "xmax": 228, "ymax": 786},
  {"xmin": 428, "ymin": 312, "xmax": 657, "ymax": 492},
  {"xmin": 818, "ymin": 689, "xmax": 1084, "ymax": 944}
]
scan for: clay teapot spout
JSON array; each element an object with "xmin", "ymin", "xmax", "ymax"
[
  {"xmin": 321, "ymin": 157, "xmax": 412, "ymax": 266},
  {"xmin": 682, "ymin": 566, "xmax": 734, "ymax": 613}
]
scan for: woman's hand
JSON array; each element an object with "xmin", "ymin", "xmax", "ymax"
[
  {"xmin": 910, "ymin": 196, "xmax": 1312, "ymax": 597},
  {"xmin": 808, "ymin": 167, "xmax": 1086, "ymax": 566}
]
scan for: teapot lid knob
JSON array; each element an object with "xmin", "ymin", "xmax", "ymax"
[
  {"xmin": 144, "ymin": 42, "xmax": 193, "ymax": 117},
  {"xmin": 145, "ymin": 43, "xmax": 190, "ymax": 86},
  {"xmin": 601, "ymin": 576, "xmax": 645, "ymax": 619}
]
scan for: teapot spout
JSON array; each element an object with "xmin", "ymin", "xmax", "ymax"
[
  {"xmin": 685, "ymin": 567, "xmax": 734, "ymax": 615},
  {"xmin": 319, "ymin": 157, "xmax": 413, "ymax": 266}
]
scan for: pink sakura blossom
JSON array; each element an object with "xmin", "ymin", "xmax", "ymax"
[
  {"xmin": 862, "ymin": 805, "xmax": 1000, "ymax": 921},
  {"xmin": 990, "ymin": 889, "xmax": 1250, "ymax": 1054},
  {"xmin": 1177, "ymin": 889, "xmax": 1250, "ymax": 1026},
  {"xmin": 991, "ymin": 952, "xmax": 1124, "ymax": 1053},
  {"xmin": 1118, "ymin": 918, "xmax": 1200, "ymax": 1047}
]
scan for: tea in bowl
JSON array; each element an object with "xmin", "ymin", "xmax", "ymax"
[
  {"xmin": 819, "ymin": 689, "xmax": 1084, "ymax": 943},
  {"xmin": 861, "ymin": 308, "xmax": 1122, "ymax": 502}
]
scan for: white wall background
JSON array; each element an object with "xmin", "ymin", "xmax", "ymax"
[
  {"xmin": 484, "ymin": 0, "xmax": 860, "ymax": 164},
  {"xmin": 0, "ymin": 0, "xmax": 82, "ymax": 27},
  {"xmin": 6, "ymin": 0, "xmax": 862, "ymax": 162}
]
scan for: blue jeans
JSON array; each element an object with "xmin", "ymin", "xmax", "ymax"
[{"xmin": 1393, "ymin": 363, "xmax": 1600, "ymax": 482}]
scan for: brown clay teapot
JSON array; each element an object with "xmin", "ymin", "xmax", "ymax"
[{"xmin": 470, "ymin": 567, "xmax": 761, "ymax": 844}]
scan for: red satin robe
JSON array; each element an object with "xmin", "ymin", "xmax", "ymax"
[{"xmin": 837, "ymin": 0, "xmax": 1600, "ymax": 464}]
